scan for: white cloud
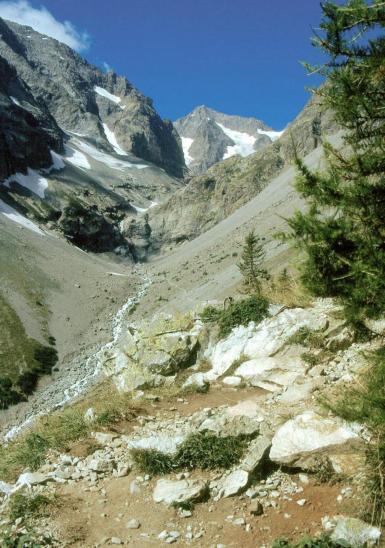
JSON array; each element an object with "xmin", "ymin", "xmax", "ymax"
[
  {"xmin": 0, "ymin": 0, "xmax": 90, "ymax": 51},
  {"xmin": 102, "ymin": 61, "xmax": 113, "ymax": 73}
]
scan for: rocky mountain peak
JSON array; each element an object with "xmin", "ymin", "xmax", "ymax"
[
  {"xmin": 174, "ymin": 105, "xmax": 283, "ymax": 174},
  {"xmin": 0, "ymin": 17, "xmax": 185, "ymax": 178}
]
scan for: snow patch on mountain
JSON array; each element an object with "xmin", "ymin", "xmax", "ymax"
[
  {"xmin": 257, "ymin": 128, "xmax": 284, "ymax": 141},
  {"xmin": 49, "ymin": 150, "xmax": 65, "ymax": 170},
  {"xmin": 0, "ymin": 199, "xmax": 44, "ymax": 234},
  {"xmin": 216, "ymin": 123, "xmax": 256, "ymax": 159},
  {"xmin": 102, "ymin": 123, "xmax": 127, "ymax": 156},
  {"xmin": 181, "ymin": 137, "xmax": 194, "ymax": 166},
  {"xmin": 94, "ymin": 86, "xmax": 124, "ymax": 109},
  {"xmin": 64, "ymin": 145, "xmax": 91, "ymax": 170},
  {"xmin": 74, "ymin": 139, "xmax": 148, "ymax": 171},
  {"xmin": 10, "ymin": 96, "xmax": 21, "ymax": 106},
  {"xmin": 4, "ymin": 169, "xmax": 48, "ymax": 199}
]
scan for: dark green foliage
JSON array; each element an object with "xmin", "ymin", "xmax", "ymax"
[
  {"xmin": 271, "ymin": 536, "xmax": 349, "ymax": 548},
  {"xmin": 201, "ymin": 296, "xmax": 269, "ymax": 339},
  {"xmin": 200, "ymin": 305, "xmax": 222, "ymax": 324},
  {"xmin": 238, "ymin": 230, "xmax": 269, "ymax": 294},
  {"xmin": 327, "ymin": 345, "xmax": 385, "ymax": 523},
  {"xmin": 287, "ymin": 0, "xmax": 385, "ymax": 321},
  {"xmin": 131, "ymin": 432, "xmax": 251, "ymax": 475},
  {"xmin": 17, "ymin": 371, "xmax": 39, "ymax": 396},
  {"xmin": 218, "ymin": 295, "xmax": 269, "ymax": 337},
  {"xmin": 131, "ymin": 449, "xmax": 174, "ymax": 475},
  {"xmin": 175, "ymin": 432, "xmax": 249, "ymax": 470},
  {"xmin": 33, "ymin": 345, "xmax": 58, "ymax": 374},
  {"xmin": 0, "ymin": 377, "xmax": 22, "ymax": 409}
]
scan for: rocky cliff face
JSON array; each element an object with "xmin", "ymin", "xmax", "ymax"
[
  {"xmin": 0, "ymin": 17, "xmax": 185, "ymax": 178},
  {"xmin": 174, "ymin": 105, "xmax": 282, "ymax": 175},
  {"xmin": 0, "ymin": 54, "xmax": 62, "ymax": 181},
  {"xmin": 150, "ymin": 95, "xmax": 339, "ymax": 250},
  {"xmin": 0, "ymin": 17, "xmax": 187, "ymax": 259}
]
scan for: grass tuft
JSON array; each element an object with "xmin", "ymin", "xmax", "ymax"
[{"xmin": 131, "ymin": 432, "xmax": 251, "ymax": 476}]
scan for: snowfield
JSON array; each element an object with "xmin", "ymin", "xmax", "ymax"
[
  {"xmin": 64, "ymin": 145, "xmax": 91, "ymax": 170},
  {"xmin": 4, "ymin": 168, "xmax": 48, "ymax": 199},
  {"xmin": 73, "ymin": 139, "xmax": 148, "ymax": 171},
  {"xmin": 102, "ymin": 123, "xmax": 127, "ymax": 156},
  {"xmin": 216, "ymin": 122, "xmax": 257, "ymax": 159},
  {"xmin": 94, "ymin": 86, "xmax": 125, "ymax": 109},
  {"xmin": 0, "ymin": 199, "xmax": 44, "ymax": 235},
  {"xmin": 257, "ymin": 128, "xmax": 284, "ymax": 141},
  {"xmin": 181, "ymin": 137, "xmax": 194, "ymax": 165},
  {"xmin": 10, "ymin": 96, "xmax": 21, "ymax": 106}
]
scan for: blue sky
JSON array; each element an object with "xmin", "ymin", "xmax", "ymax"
[{"xmin": 0, "ymin": 0, "xmax": 326, "ymax": 129}]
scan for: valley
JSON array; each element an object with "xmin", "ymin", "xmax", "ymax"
[{"xmin": 0, "ymin": 3, "xmax": 384, "ymax": 547}]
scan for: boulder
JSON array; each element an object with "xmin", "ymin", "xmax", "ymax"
[
  {"xmin": 269, "ymin": 411, "xmax": 362, "ymax": 471},
  {"xmin": 153, "ymin": 478, "xmax": 208, "ymax": 505},
  {"xmin": 126, "ymin": 434, "xmax": 186, "ymax": 455},
  {"xmin": 323, "ymin": 516, "xmax": 381, "ymax": 547},
  {"xmin": 222, "ymin": 376, "xmax": 242, "ymax": 387},
  {"xmin": 235, "ymin": 357, "xmax": 305, "ymax": 392},
  {"xmin": 238, "ymin": 436, "xmax": 271, "ymax": 473},
  {"xmin": 195, "ymin": 301, "xmax": 331, "ymax": 384},
  {"xmin": 103, "ymin": 313, "xmax": 202, "ymax": 392},
  {"xmin": 215, "ymin": 469, "xmax": 249, "ymax": 498},
  {"xmin": 199, "ymin": 399, "xmax": 265, "ymax": 437},
  {"xmin": 16, "ymin": 472, "xmax": 52, "ymax": 487}
]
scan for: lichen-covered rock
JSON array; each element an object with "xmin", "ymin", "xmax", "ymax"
[{"xmin": 103, "ymin": 313, "xmax": 202, "ymax": 391}]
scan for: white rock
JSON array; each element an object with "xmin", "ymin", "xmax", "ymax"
[
  {"xmin": 110, "ymin": 538, "xmax": 123, "ymax": 545},
  {"xmin": 239, "ymin": 436, "xmax": 271, "ymax": 473},
  {"xmin": 269, "ymin": 411, "xmax": 361, "ymax": 468},
  {"xmin": 0, "ymin": 480, "xmax": 14, "ymax": 495},
  {"xmin": 127, "ymin": 435, "xmax": 185, "ymax": 455},
  {"xmin": 222, "ymin": 376, "xmax": 242, "ymax": 387},
  {"xmin": 216, "ymin": 470, "xmax": 249, "ymax": 499},
  {"xmin": 153, "ymin": 479, "xmax": 207, "ymax": 505},
  {"xmin": 202, "ymin": 303, "xmax": 330, "ymax": 382},
  {"xmin": 92, "ymin": 432, "xmax": 117, "ymax": 445},
  {"xmin": 84, "ymin": 407, "xmax": 96, "ymax": 423},
  {"xmin": 127, "ymin": 518, "xmax": 141, "ymax": 529},
  {"xmin": 16, "ymin": 472, "xmax": 52, "ymax": 487},
  {"xmin": 325, "ymin": 516, "xmax": 381, "ymax": 547},
  {"xmin": 297, "ymin": 499, "xmax": 306, "ymax": 506},
  {"xmin": 235, "ymin": 357, "xmax": 305, "ymax": 392}
]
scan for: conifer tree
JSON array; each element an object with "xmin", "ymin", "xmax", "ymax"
[
  {"xmin": 238, "ymin": 230, "xmax": 269, "ymax": 294},
  {"xmin": 287, "ymin": 0, "xmax": 385, "ymax": 321}
]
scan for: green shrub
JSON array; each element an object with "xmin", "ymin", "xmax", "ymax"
[
  {"xmin": 326, "ymin": 345, "xmax": 385, "ymax": 523},
  {"xmin": 201, "ymin": 295, "xmax": 269, "ymax": 339},
  {"xmin": 218, "ymin": 295, "xmax": 269, "ymax": 337},
  {"xmin": 9, "ymin": 493, "xmax": 53, "ymax": 522},
  {"xmin": 34, "ymin": 345, "xmax": 58, "ymax": 374},
  {"xmin": 0, "ymin": 377, "xmax": 22, "ymax": 409},
  {"xmin": 131, "ymin": 449, "xmax": 174, "ymax": 475},
  {"xmin": 131, "ymin": 432, "xmax": 251, "ymax": 475},
  {"xmin": 175, "ymin": 432, "xmax": 249, "ymax": 470}
]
